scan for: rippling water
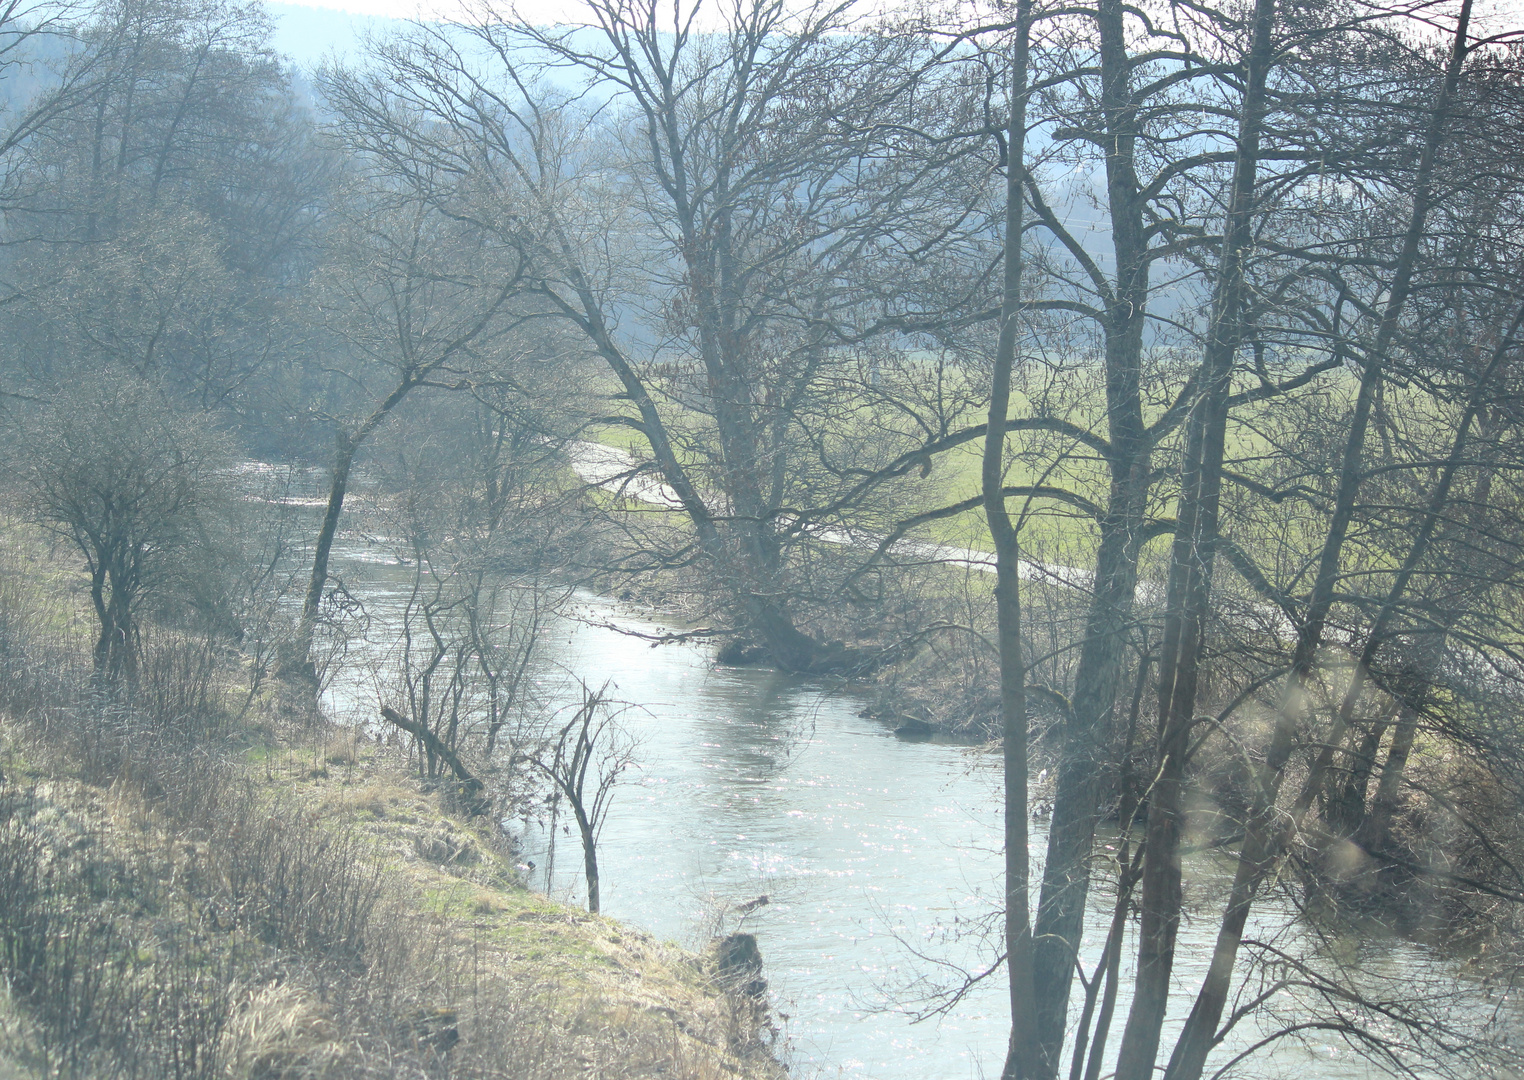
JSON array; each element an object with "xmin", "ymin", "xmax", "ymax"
[{"xmin": 323, "ymin": 545, "xmax": 1499, "ymax": 1080}]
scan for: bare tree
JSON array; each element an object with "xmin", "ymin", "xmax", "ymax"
[
  {"xmin": 894, "ymin": 2, "xmax": 1524, "ymax": 1076},
  {"xmin": 375, "ymin": 389, "xmax": 585, "ymax": 794},
  {"xmin": 526, "ymin": 682, "xmax": 637, "ymax": 915},
  {"xmin": 1106, "ymin": 4, "xmax": 1524, "ymax": 1079},
  {"xmin": 978, "ymin": 2, "xmax": 1041, "ymax": 1076},
  {"xmin": 321, "ymin": 0, "xmax": 998, "ymax": 673},
  {"xmin": 287, "ymin": 176, "xmax": 529, "ymax": 679}
]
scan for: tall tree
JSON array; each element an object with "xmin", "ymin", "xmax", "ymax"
[
  {"xmin": 1114, "ymin": 0, "xmax": 1281, "ymax": 1072},
  {"xmin": 322, "ymin": 0, "xmax": 996, "ymax": 673},
  {"xmin": 982, "ymin": 6, "xmax": 1039, "ymax": 1077},
  {"xmin": 1114, "ymin": 3, "xmax": 1486, "ymax": 1077}
]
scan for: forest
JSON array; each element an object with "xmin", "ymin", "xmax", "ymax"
[{"xmin": 0, "ymin": 0, "xmax": 1522, "ymax": 1077}]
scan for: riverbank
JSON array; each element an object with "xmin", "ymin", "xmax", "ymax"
[
  {"xmin": 330, "ymin": 554, "xmax": 1524, "ymax": 1080},
  {"xmin": 0, "ymin": 523, "xmax": 784, "ymax": 1080},
  {"xmin": 0, "ymin": 707, "xmax": 784, "ymax": 1080}
]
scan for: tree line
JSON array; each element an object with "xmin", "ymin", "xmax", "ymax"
[{"xmin": 0, "ymin": 0, "xmax": 1523, "ymax": 1077}]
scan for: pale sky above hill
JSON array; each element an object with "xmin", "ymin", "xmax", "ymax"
[
  {"xmin": 266, "ymin": 0, "xmax": 1519, "ymax": 71},
  {"xmin": 273, "ymin": 0, "xmax": 1520, "ymax": 29}
]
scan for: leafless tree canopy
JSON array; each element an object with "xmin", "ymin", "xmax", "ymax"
[{"xmin": 0, "ymin": 0, "xmax": 1522, "ymax": 1077}]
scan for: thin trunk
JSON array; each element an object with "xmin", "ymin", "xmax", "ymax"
[
  {"xmin": 578, "ymin": 805, "xmax": 600, "ymax": 914},
  {"xmin": 1356, "ymin": 700, "xmax": 1419, "ymax": 855},
  {"xmin": 1327, "ymin": 700, "xmax": 1395, "ymax": 837},
  {"xmin": 1081, "ymin": 654, "xmax": 1151, "ymax": 1080},
  {"xmin": 89, "ymin": 559, "xmax": 110, "ymax": 673},
  {"xmin": 1311, "ymin": 300, "xmax": 1521, "ymax": 837},
  {"xmin": 380, "ymin": 705, "xmax": 489, "ymax": 815},
  {"xmin": 1113, "ymin": 0, "xmax": 1279, "ymax": 1073},
  {"xmin": 984, "ymin": 9, "xmax": 1038, "ymax": 1077},
  {"xmin": 294, "ymin": 370, "xmax": 433, "ymax": 676},
  {"xmin": 148, "ymin": 43, "xmax": 210, "ymax": 206},
  {"xmin": 1068, "ymin": 868, "xmax": 1130, "ymax": 1080},
  {"xmin": 1031, "ymin": 0, "xmax": 1152, "ymax": 1059},
  {"xmin": 293, "ymin": 433, "xmax": 356, "ymax": 675},
  {"xmin": 94, "ymin": 553, "xmax": 139, "ymax": 689},
  {"xmin": 1078, "ymin": 853, "xmax": 1139, "ymax": 1080},
  {"xmin": 86, "ymin": 95, "xmax": 105, "ymax": 241},
  {"xmin": 110, "ymin": 590, "xmax": 136, "ymax": 688},
  {"xmin": 544, "ymin": 793, "xmax": 560, "ymax": 893},
  {"xmin": 1066, "ymin": 959, "xmax": 1106, "ymax": 1080},
  {"xmin": 1328, "ymin": 403, "xmax": 1506, "ymax": 842},
  {"xmin": 1349, "ymin": 474, "xmax": 1489, "ymax": 857}
]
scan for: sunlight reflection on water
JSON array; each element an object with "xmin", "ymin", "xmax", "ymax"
[{"xmin": 323, "ymin": 545, "xmax": 1495, "ymax": 1080}]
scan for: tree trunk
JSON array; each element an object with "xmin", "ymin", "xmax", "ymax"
[
  {"xmin": 1033, "ymin": 512, "xmax": 1144, "ymax": 1068},
  {"xmin": 88, "ymin": 550, "xmax": 138, "ymax": 689},
  {"xmin": 292, "ymin": 370, "xmax": 433, "ymax": 683},
  {"xmin": 1113, "ymin": 0, "xmax": 1279, "ymax": 1074},
  {"xmin": 579, "ymin": 805, "xmax": 601, "ymax": 914},
  {"xmin": 97, "ymin": 561, "xmax": 138, "ymax": 689},
  {"xmin": 1076, "ymin": 657, "xmax": 1150, "ymax": 1080},
  {"xmin": 379, "ymin": 706, "xmax": 490, "ymax": 816},
  {"xmin": 984, "ymin": 8, "xmax": 1038, "ymax": 1077},
  {"xmin": 1355, "ymin": 700, "xmax": 1419, "ymax": 856},
  {"xmin": 90, "ymin": 560, "xmax": 111, "ymax": 674},
  {"xmin": 745, "ymin": 592, "xmax": 831, "ymax": 672},
  {"xmin": 1327, "ymin": 701, "xmax": 1395, "ymax": 837},
  {"xmin": 1152, "ymin": 10, "xmax": 1473, "ymax": 1079},
  {"xmin": 292, "ymin": 433, "xmax": 356, "ymax": 680},
  {"xmin": 1075, "ymin": 852, "xmax": 1138, "ymax": 1080},
  {"xmin": 1031, "ymin": 0, "xmax": 1153, "ymax": 1060}
]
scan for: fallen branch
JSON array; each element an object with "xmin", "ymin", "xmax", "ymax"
[{"xmin": 380, "ymin": 705, "xmax": 490, "ymax": 817}]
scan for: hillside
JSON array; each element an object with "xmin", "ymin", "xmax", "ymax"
[{"xmin": 0, "ymin": 548, "xmax": 784, "ymax": 1080}]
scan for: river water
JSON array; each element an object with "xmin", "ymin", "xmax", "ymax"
[{"xmin": 321, "ymin": 542, "xmax": 1502, "ymax": 1080}]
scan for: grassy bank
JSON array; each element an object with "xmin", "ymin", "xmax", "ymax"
[{"xmin": 0, "ymin": 531, "xmax": 784, "ymax": 1080}]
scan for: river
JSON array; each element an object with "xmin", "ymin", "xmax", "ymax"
[{"xmin": 320, "ymin": 541, "xmax": 1505, "ymax": 1080}]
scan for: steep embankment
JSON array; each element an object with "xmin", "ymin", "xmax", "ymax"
[{"xmin": 0, "ymin": 714, "xmax": 783, "ymax": 1080}]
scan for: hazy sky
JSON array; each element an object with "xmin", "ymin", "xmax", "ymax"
[
  {"xmin": 271, "ymin": 0, "xmax": 1521, "ymax": 28},
  {"xmin": 265, "ymin": 0, "xmax": 1519, "ymax": 70}
]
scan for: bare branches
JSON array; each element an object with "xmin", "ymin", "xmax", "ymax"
[{"xmin": 523, "ymin": 681, "xmax": 638, "ymax": 914}]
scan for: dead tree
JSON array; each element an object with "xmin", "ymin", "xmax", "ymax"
[{"xmin": 380, "ymin": 705, "xmax": 491, "ymax": 817}]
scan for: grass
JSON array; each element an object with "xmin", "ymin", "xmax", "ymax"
[
  {"xmin": 576, "ymin": 356, "xmax": 1408, "ymax": 589},
  {"xmin": 0, "ymin": 527, "xmax": 785, "ymax": 1080},
  {"xmin": 580, "ymin": 360, "xmax": 1142, "ymax": 561},
  {"xmin": 0, "ymin": 712, "xmax": 784, "ymax": 1080},
  {"xmin": 581, "ymin": 377, "xmax": 1104, "ymax": 559}
]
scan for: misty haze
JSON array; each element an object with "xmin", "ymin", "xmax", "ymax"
[{"xmin": 0, "ymin": 1, "xmax": 1521, "ymax": 1079}]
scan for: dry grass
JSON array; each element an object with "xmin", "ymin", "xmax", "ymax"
[
  {"xmin": 0, "ymin": 530, "xmax": 784, "ymax": 1080},
  {"xmin": 0, "ymin": 710, "xmax": 784, "ymax": 1080}
]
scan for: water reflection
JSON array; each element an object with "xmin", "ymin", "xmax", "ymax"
[{"xmin": 324, "ymin": 545, "xmax": 1504, "ymax": 1080}]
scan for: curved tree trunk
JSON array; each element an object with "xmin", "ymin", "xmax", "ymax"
[{"xmin": 984, "ymin": 9, "xmax": 1039, "ymax": 1076}]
